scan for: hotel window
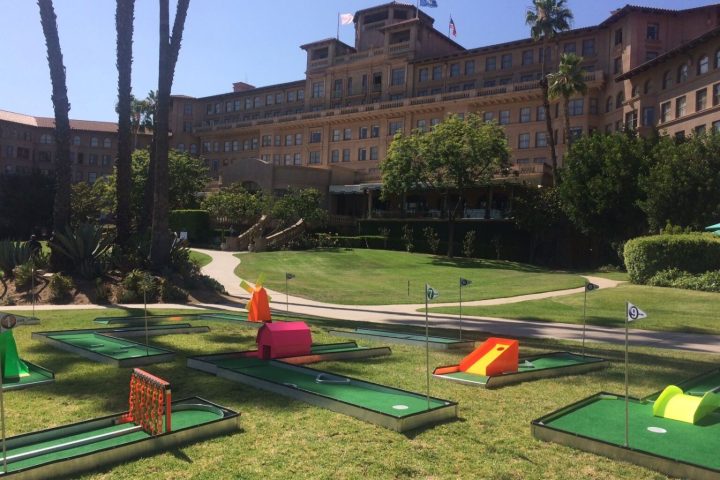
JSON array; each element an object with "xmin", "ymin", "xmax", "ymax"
[
  {"xmin": 521, "ymin": 50, "xmax": 533, "ymax": 65},
  {"xmin": 226, "ymin": 101, "xmax": 232, "ymax": 112},
  {"xmin": 293, "ymin": 153, "xmax": 301, "ymax": 165},
  {"xmin": 183, "ymin": 121, "xmax": 192, "ymax": 133},
  {"xmin": 643, "ymin": 80, "xmax": 652, "ymax": 94},
  {"xmin": 245, "ymin": 98, "xmax": 253, "ymax": 109},
  {"xmin": 677, "ymin": 64, "xmax": 688, "ymax": 83},
  {"xmin": 698, "ymin": 55, "xmax": 709, "ymax": 75},
  {"xmin": 252, "ymin": 138, "xmax": 259, "ymax": 150},
  {"xmin": 206, "ymin": 103, "xmax": 213, "ymax": 114},
  {"xmin": 215, "ymin": 103, "xmax": 222, "ymax": 113},
  {"xmin": 284, "ymin": 154, "xmax": 292, "ymax": 165},
  {"xmin": 499, "ymin": 77, "xmax": 512, "ymax": 85},
  {"xmin": 332, "ymin": 129, "xmax": 341, "ymax": 142},
  {"xmin": 417, "ymin": 119, "xmax": 427, "ymax": 132},
  {"xmin": 190, "ymin": 144, "xmax": 197, "ymax": 155},
  {"xmin": 370, "ymin": 146, "xmax": 378, "ymax": 160},
  {"xmin": 431, "ymin": 118, "xmax": 441, "ymax": 126},
  {"xmin": 297, "ymin": 89, "xmax": 305, "ymax": 100},
  {"xmin": 343, "ymin": 128, "xmax": 352, "ymax": 140},
  {"xmin": 589, "ymin": 97, "xmax": 598, "ymax": 115},
  {"xmin": 582, "ymin": 39, "xmax": 595, "ymax": 56},
  {"xmin": 641, "ymin": 106, "xmax": 655, "ymax": 126},
  {"xmin": 534, "ymin": 157, "xmax": 547, "ymax": 165},
  {"xmin": 714, "ymin": 83, "xmax": 720, "ymax": 106},
  {"xmin": 501, "ymin": 54, "xmax": 512, "ymax": 70},
  {"xmin": 88, "ymin": 172, "xmax": 97, "ymax": 183},
  {"xmin": 563, "ymin": 42, "xmax": 576, "ymax": 53},
  {"xmin": 465, "ymin": 60, "xmax": 475, "ymax": 75},
  {"xmin": 614, "ymin": 28, "xmax": 623, "ymax": 45},
  {"xmin": 569, "ymin": 99, "xmax": 584, "ymax": 116},
  {"xmin": 613, "ymin": 57, "xmax": 622, "ymax": 74},
  {"xmin": 372, "ymin": 72, "xmax": 382, "ymax": 91},
  {"xmin": 431, "ymin": 87, "xmax": 442, "ymax": 94},
  {"xmin": 716, "ymin": 49, "xmax": 720, "ymax": 69},
  {"xmin": 694, "ymin": 125, "xmax": 706, "ymax": 136},
  {"xmin": 310, "ymin": 131, "xmax": 322, "ymax": 143},
  {"xmin": 391, "ymin": 68, "xmax": 406, "ymax": 86},
  {"xmin": 295, "ymin": 133, "xmax": 302, "ymax": 145},
  {"xmin": 358, "ymin": 148, "xmax": 367, "ymax": 161},
  {"xmin": 518, "ymin": 133, "xmax": 530, "ymax": 149},
  {"xmin": 285, "ymin": 134, "xmax": 293, "ymax": 146},
  {"xmin": 645, "ymin": 51, "xmax": 658, "ymax": 61},
  {"xmin": 330, "ymin": 150, "xmax": 339, "ymax": 163},
  {"xmin": 714, "ymin": 120, "xmax": 720, "ymax": 132},
  {"xmin": 309, "ymin": 151, "xmax": 321, "ymax": 165},
  {"xmin": 287, "ymin": 91, "xmax": 296, "ymax": 102},
  {"xmin": 101, "ymin": 154, "xmax": 111, "ymax": 166},
  {"xmin": 616, "ymin": 91, "xmax": 625, "ymax": 108},
  {"xmin": 311, "ymin": 82, "xmax": 324, "ymax": 98},
  {"xmin": 243, "ymin": 140, "xmax": 251, "ymax": 150},
  {"xmin": 232, "ymin": 100, "xmax": 240, "ymax": 111},
  {"xmin": 359, "ymin": 126, "xmax": 368, "ymax": 139},
  {"xmin": 371, "ymin": 125, "xmax": 380, "ymax": 137},
  {"xmin": 696, "ymin": 88, "xmax": 707, "ymax": 111},
  {"xmin": 202, "ymin": 141, "xmax": 211, "ymax": 153},
  {"xmin": 569, "ymin": 127, "xmax": 583, "ymax": 141},
  {"xmin": 73, "ymin": 136, "xmax": 80, "ymax": 146},
  {"xmin": 516, "ymin": 158, "xmax": 530, "ymax": 165},
  {"xmin": 535, "ymin": 131, "xmax": 547, "ymax": 147},
  {"xmin": 646, "ymin": 23, "xmax": 659, "ymax": 40},
  {"xmin": 675, "ymin": 131, "xmax": 685, "ymax": 142},
  {"xmin": 262, "ymin": 135, "xmax": 271, "ymax": 147},
  {"xmin": 232, "ymin": 140, "xmax": 240, "ymax": 151},
  {"xmin": 449, "ymin": 63, "xmax": 460, "ymax": 77},
  {"xmin": 499, "ymin": 110, "xmax": 510, "ymax": 125},
  {"xmin": 463, "ymin": 82, "xmax": 475, "ymax": 90},
  {"xmin": 419, "ymin": 68, "xmax": 429, "ymax": 82},
  {"xmin": 40, "ymin": 134, "xmax": 52, "ymax": 144},
  {"xmin": 625, "ymin": 110, "xmax": 638, "ymax": 131},
  {"xmin": 91, "ymin": 137, "xmax": 99, "ymax": 147},
  {"xmin": 88, "ymin": 154, "xmax": 98, "ymax": 165},
  {"xmin": 537, "ymin": 106, "xmax": 546, "ymax": 121},
  {"xmin": 275, "ymin": 93, "xmax": 283, "ymax": 104},
  {"xmin": 266, "ymin": 94, "xmax": 274, "ymax": 105},
  {"xmin": 274, "ymin": 135, "xmax": 281, "ymax": 146},
  {"xmin": 347, "ymin": 77, "xmax": 353, "ymax": 94},
  {"xmin": 38, "ymin": 151, "xmax": 52, "ymax": 163},
  {"xmin": 483, "ymin": 112, "xmax": 494, "ymax": 123},
  {"xmin": 676, "ymin": 95, "xmax": 687, "ymax": 117},
  {"xmin": 254, "ymin": 97, "xmax": 262, "ymax": 108},
  {"xmin": 519, "ymin": 107, "xmax": 531, "ymax": 123},
  {"xmin": 662, "ymin": 71, "xmax": 672, "ymax": 89},
  {"xmin": 448, "ymin": 84, "xmax": 461, "ymax": 92},
  {"xmin": 485, "ymin": 57, "xmax": 496, "ymax": 71},
  {"xmin": 432, "ymin": 65, "xmax": 442, "ymax": 80},
  {"xmin": 483, "ymin": 79, "xmax": 496, "ymax": 88},
  {"xmin": 342, "ymin": 149, "xmax": 350, "ymax": 162},
  {"xmin": 388, "ymin": 121, "xmax": 403, "ymax": 136}
]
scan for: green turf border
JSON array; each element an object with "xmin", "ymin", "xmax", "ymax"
[
  {"xmin": 2, "ymin": 360, "xmax": 55, "ymax": 391},
  {"xmin": 327, "ymin": 328, "xmax": 475, "ymax": 351},
  {"xmin": 531, "ymin": 392, "xmax": 720, "ymax": 480}
]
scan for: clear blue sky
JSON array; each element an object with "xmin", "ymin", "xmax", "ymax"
[{"xmin": 2, "ymin": 0, "xmax": 715, "ymax": 121}]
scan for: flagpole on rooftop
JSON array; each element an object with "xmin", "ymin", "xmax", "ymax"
[
  {"xmin": 416, "ymin": 0, "xmax": 420, "ymax": 19},
  {"xmin": 336, "ymin": 12, "xmax": 340, "ymax": 40}
]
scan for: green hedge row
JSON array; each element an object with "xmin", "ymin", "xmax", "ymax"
[
  {"xmin": 169, "ymin": 210, "xmax": 210, "ymax": 242},
  {"xmin": 623, "ymin": 233, "xmax": 720, "ymax": 283}
]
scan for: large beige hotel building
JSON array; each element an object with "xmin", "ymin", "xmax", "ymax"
[{"xmin": 3, "ymin": 1, "xmax": 720, "ymax": 216}]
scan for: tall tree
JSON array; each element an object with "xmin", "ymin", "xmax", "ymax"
[
  {"xmin": 381, "ymin": 132, "xmax": 425, "ymax": 218},
  {"xmin": 115, "ymin": 0, "xmax": 136, "ymax": 246},
  {"xmin": 150, "ymin": 0, "xmax": 190, "ymax": 268},
  {"xmin": 548, "ymin": 52, "xmax": 587, "ymax": 151},
  {"xmin": 526, "ymin": 0, "xmax": 573, "ymax": 185},
  {"xmin": 37, "ymin": 0, "xmax": 71, "ymax": 233}
]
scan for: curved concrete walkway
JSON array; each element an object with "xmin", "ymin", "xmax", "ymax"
[{"xmin": 192, "ymin": 248, "xmax": 720, "ymax": 354}]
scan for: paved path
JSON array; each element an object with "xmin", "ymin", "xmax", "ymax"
[{"xmin": 192, "ymin": 248, "xmax": 720, "ymax": 355}]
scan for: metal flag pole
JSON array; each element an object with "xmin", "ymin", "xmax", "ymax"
[
  {"xmin": 31, "ymin": 267, "xmax": 35, "ymax": 320},
  {"xmin": 0, "ymin": 355, "xmax": 7, "ymax": 474},
  {"xmin": 458, "ymin": 278, "xmax": 463, "ymax": 341},
  {"xmin": 144, "ymin": 289, "xmax": 149, "ymax": 357},
  {"xmin": 286, "ymin": 274, "xmax": 289, "ymax": 312},
  {"xmin": 336, "ymin": 12, "xmax": 340, "ymax": 40},
  {"xmin": 425, "ymin": 283, "xmax": 430, "ymax": 410},
  {"xmin": 624, "ymin": 301, "xmax": 629, "ymax": 448},
  {"xmin": 582, "ymin": 282, "xmax": 588, "ymax": 357}
]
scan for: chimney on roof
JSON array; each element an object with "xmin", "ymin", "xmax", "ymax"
[{"xmin": 232, "ymin": 81, "xmax": 255, "ymax": 92}]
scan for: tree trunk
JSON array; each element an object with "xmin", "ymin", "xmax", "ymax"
[
  {"xmin": 38, "ymin": 0, "xmax": 71, "ymax": 233},
  {"xmin": 563, "ymin": 95, "xmax": 571, "ymax": 155},
  {"xmin": 446, "ymin": 191, "xmax": 463, "ymax": 258},
  {"xmin": 115, "ymin": 0, "xmax": 135, "ymax": 246},
  {"xmin": 540, "ymin": 38, "xmax": 558, "ymax": 186}
]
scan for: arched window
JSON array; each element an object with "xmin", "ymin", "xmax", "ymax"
[
  {"xmin": 73, "ymin": 136, "xmax": 81, "ymax": 146},
  {"xmin": 606, "ymin": 96, "xmax": 613, "ymax": 113},
  {"xmin": 189, "ymin": 144, "xmax": 197, "ymax": 155},
  {"xmin": 616, "ymin": 91, "xmax": 625, "ymax": 108},
  {"xmin": 662, "ymin": 71, "xmax": 672, "ymax": 89},
  {"xmin": 698, "ymin": 55, "xmax": 709, "ymax": 75},
  {"xmin": 90, "ymin": 137, "xmax": 99, "ymax": 147},
  {"xmin": 643, "ymin": 79, "xmax": 652, "ymax": 94},
  {"xmin": 715, "ymin": 49, "xmax": 720, "ymax": 68},
  {"xmin": 103, "ymin": 138, "xmax": 111, "ymax": 148},
  {"xmin": 631, "ymin": 85, "xmax": 639, "ymax": 98},
  {"xmin": 677, "ymin": 64, "xmax": 688, "ymax": 83}
]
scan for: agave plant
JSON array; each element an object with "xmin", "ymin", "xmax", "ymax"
[
  {"xmin": 50, "ymin": 224, "xmax": 114, "ymax": 279},
  {"xmin": 0, "ymin": 241, "xmax": 31, "ymax": 279}
]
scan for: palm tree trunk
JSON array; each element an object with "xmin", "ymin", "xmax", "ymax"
[
  {"xmin": 38, "ymin": 0, "xmax": 71, "ymax": 233},
  {"xmin": 563, "ymin": 95, "xmax": 571, "ymax": 153},
  {"xmin": 115, "ymin": 0, "xmax": 135, "ymax": 246},
  {"xmin": 540, "ymin": 38, "xmax": 558, "ymax": 186}
]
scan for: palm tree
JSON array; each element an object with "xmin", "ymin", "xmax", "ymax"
[
  {"xmin": 37, "ymin": 0, "xmax": 71, "ymax": 232},
  {"xmin": 526, "ymin": 0, "xmax": 573, "ymax": 185},
  {"xmin": 548, "ymin": 53, "xmax": 587, "ymax": 152},
  {"xmin": 149, "ymin": 0, "xmax": 190, "ymax": 268},
  {"xmin": 115, "ymin": 0, "xmax": 136, "ymax": 246}
]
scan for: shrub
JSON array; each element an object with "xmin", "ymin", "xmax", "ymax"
[
  {"xmin": 378, "ymin": 227, "xmax": 390, "ymax": 249},
  {"xmin": 463, "ymin": 230, "xmax": 477, "ymax": 258},
  {"xmin": 0, "ymin": 241, "xmax": 31, "ymax": 279},
  {"xmin": 159, "ymin": 278, "xmax": 189, "ymax": 302},
  {"xmin": 49, "ymin": 273, "xmax": 74, "ymax": 303},
  {"xmin": 95, "ymin": 278, "xmax": 110, "ymax": 304},
  {"xmin": 423, "ymin": 227, "xmax": 440, "ymax": 254},
  {"xmin": 624, "ymin": 234, "xmax": 720, "ymax": 284},
  {"xmin": 169, "ymin": 210, "xmax": 210, "ymax": 242},
  {"xmin": 50, "ymin": 224, "xmax": 113, "ymax": 279},
  {"xmin": 12, "ymin": 263, "xmax": 35, "ymax": 291},
  {"xmin": 121, "ymin": 269, "xmax": 159, "ymax": 302},
  {"xmin": 648, "ymin": 268, "xmax": 720, "ymax": 292},
  {"xmin": 401, "ymin": 224, "xmax": 414, "ymax": 253}
]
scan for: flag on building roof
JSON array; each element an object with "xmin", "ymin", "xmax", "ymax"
[
  {"xmin": 339, "ymin": 13, "xmax": 354, "ymax": 25},
  {"xmin": 420, "ymin": 0, "xmax": 438, "ymax": 7},
  {"xmin": 626, "ymin": 303, "xmax": 647, "ymax": 322},
  {"xmin": 449, "ymin": 16, "xmax": 457, "ymax": 37}
]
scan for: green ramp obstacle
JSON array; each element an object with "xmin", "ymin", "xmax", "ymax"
[
  {"xmin": 188, "ymin": 354, "xmax": 456, "ymax": 432},
  {"xmin": 327, "ymin": 328, "xmax": 475, "ymax": 351},
  {"xmin": 0, "ymin": 314, "xmax": 54, "ymax": 390}
]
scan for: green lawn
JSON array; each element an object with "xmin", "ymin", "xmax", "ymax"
[
  {"xmin": 6, "ymin": 308, "xmax": 720, "ymax": 479},
  {"xmin": 234, "ymin": 249, "xmax": 585, "ymax": 304},
  {"xmin": 190, "ymin": 250, "xmax": 213, "ymax": 268},
  {"xmin": 430, "ymin": 283, "xmax": 720, "ymax": 335}
]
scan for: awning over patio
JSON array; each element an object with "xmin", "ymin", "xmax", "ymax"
[{"xmin": 329, "ymin": 182, "xmax": 382, "ymax": 195}]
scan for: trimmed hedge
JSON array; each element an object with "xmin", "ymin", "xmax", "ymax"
[
  {"xmin": 623, "ymin": 234, "xmax": 720, "ymax": 283},
  {"xmin": 169, "ymin": 210, "xmax": 210, "ymax": 242}
]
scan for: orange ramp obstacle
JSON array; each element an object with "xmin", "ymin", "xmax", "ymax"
[
  {"xmin": 240, "ymin": 278, "xmax": 272, "ymax": 323},
  {"xmin": 653, "ymin": 385, "xmax": 720, "ymax": 424},
  {"xmin": 433, "ymin": 337, "xmax": 519, "ymax": 377}
]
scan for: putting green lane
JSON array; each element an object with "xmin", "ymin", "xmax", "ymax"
[
  {"xmin": 2, "ymin": 408, "xmax": 221, "ymax": 473},
  {"xmin": 213, "ymin": 357, "xmax": 448, "ymax": 417},
  {"xmin": 544, "ymin": 395, "xmax": 720, "ymax": 470},
  {"xmin": 47, "ymin": 333, "xmax": 169, "ymax": 359},
  {"xmin": 353, "ymin": 328, "xmax": 461, "ymax": 344}
]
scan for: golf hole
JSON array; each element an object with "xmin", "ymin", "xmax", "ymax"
[
  {"xmin": 647, "ymin": 426, "xmax": 667, "ymax": 434},
  {"xmin": 392, "ymin": 405, "xmax": 409, "ymax": 410}
]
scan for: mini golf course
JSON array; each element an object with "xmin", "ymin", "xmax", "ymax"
[
  {"xmin": 1, "ymin": 361, "xmax": 54, "ymax": 391},
  {"xmin": 328, "ymin": 328, "xmax": 475, "ymax": 351},
  {"xmin": 188, "ymin": 354, "xmax": 457, "ymax": 432},
  {"xmin": 93, "ymin": 312, "xmax": 266, "ymax": 328},
  {"xmin": 0, "ymin": 397, "xmax": 239, "ymax": 479},
  {"xmin": 532, "ymin": 368, "xmax": 720, "ymax": 480},
  {"xmin": 57, "ymin": 323, "xmax": 210, "ymax": 338},
  {"xmin": 434, "ymin": 351, "xmax": 608, "ymax": 388}
]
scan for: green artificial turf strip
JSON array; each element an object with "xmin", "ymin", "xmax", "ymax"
[
  {"xmin": 234, "ymin": 249, "xmax": 584, "ymax": 305},
  {"xmin": 190, "ymin": 250, "xmax": 213, "ymax": 268},
  {"xmin": 46, "ymin": 333, "xmax": 170, "ymax": 360},
  {"xmin": 352, "ymin": 328, "xmax": 462, "ymax": 344},
  {"xmin": 545, "ymin": 396, "xmax": 720, "ymax": 469},
  {"xmin": 5, "ymin": 407, "xmax": 222, "ymax": 473},
  {"xmin": 430, "ymin": 283, "xmax": 720, "ymax": 335},
  {"xmin": 308, "ymin": 343, "xmax": 363, "ymax": 353},
  {"xmin": 3, "ymin": 363, "xmax": 53, "ymax": 390},
  {"xmin": 645, "ymin": 369, "xmax": 720, "ymax": 400}
]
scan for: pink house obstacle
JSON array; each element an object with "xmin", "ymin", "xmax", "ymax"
[{"xmin": 256, "ymin": 321, "xmax": 312, "ymax": 360}]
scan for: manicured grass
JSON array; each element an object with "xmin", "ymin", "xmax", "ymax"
[
  {"xmin": 430, "ymin": 283, "xmax": 720, "ymax": 335},
  {"xmin": 190, "ymin": 250, "xmax": 213, "ymax": 268},
  {"xmin": 7, "ymin": 308, "xmax": 720, "ymax": 479},
  {"xmin": 234, "ymin": 249, "xmax": 585, "ymax": 304}
]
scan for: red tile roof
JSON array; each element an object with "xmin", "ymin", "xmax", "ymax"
[{"xmin": 0, "ymin": 109, "xmax": 119, "ymax": 133}]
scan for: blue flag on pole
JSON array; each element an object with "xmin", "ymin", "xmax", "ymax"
[
  {"xmin": 460, "ymin": 278, "xmax": 471, "ymax": 287},
  {"xmin": 420, "ymin": 0, "xmax": 438, "ymax": 7}
]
